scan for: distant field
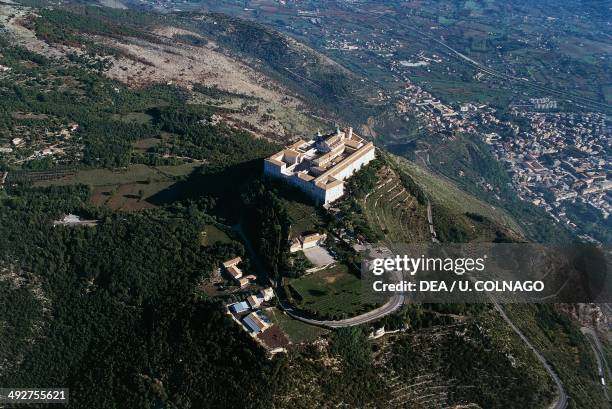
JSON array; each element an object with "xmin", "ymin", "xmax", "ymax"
[
  {"xmin": 111, "ymin": 112, "xmax": 153, "ymax": 125},
  {"xmin": 132, "ymin": 137, "xmax": 160, "ymax": 152},
  {"xmin": 35, "ymin": 163, "xmax": 198, "ymax": 211},
  {"xmin": 35, "ymin": 164, "xmax": 165, "ymax": 186},
  {"xmin": 289, "ymin": 264, "xmax": 364, "ymax": 319},
  {"xmin": 603, "ymin": 85, "xmax": 612, "ymax": 105},
  {"xmin": 90, "ymin": 181, "xmax": 174, "ymax": 211},
  {"xmin": 265, "ymin": 307, "xmax": 328, "ymax": 344},
  {"xmin": 409, "ymin": 76, "xmax": 513, "ymax": 105},
  {"xmin": 200, "ymin": 224, "xmax": 233, "ymax": 246}
]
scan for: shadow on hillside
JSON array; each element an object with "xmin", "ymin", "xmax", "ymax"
[
  {"xmin": 147, "ymin": 156, "xmax": 318, "ymax": 221},
  {"xmin": 146, "ymin": 159, "xmax": 262, "ymax": 219}
]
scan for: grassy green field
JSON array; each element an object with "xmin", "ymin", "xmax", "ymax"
[
  {"xmin": 35, "ymin": 164, "xmax": 199, "ymax": 211},
  {"xmin": 200, "ymin": 224, "xmax": 233, "ymax": 246},
  {"xmin": 412, "ymin": 76, "xmax": 515, "ymax": 105},
  {"xmin": 89, "ymin": 181, "xmax": 175, "ymax": 211},
  {"xmin": 265, "ymin": 307, "xmax": 328, "ymax": 344},
  {"xmin": 289, "ymin": 264, "xmax": 364, "ymax": 319}
]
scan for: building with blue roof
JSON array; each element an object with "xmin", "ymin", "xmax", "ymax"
[{"xmin": 230, "ymin": 301, "xmax": 249, "ymax": 314}]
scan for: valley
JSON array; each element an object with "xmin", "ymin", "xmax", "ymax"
[{"xmin": 0, "ymin": 1, "xmax": 609, "ymax": 408}]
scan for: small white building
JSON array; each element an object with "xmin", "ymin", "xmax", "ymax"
[
  {"xmin": 261, "ymin": 287, "xmax": 274, "ymax": 302},
  {"xmin": 52, "ymin": 214, "xmax": 98, "ymax": 227},
  {"xmin": 243, "ymin": 311, "xmax": 272, "ymax": 334}
]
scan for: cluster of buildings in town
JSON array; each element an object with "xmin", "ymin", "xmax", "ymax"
[
  {"xmin": 528, "ymin": 97, "xmax": 558, "ymax": 111},
  {"xmin": 388, "ymin": 63, "xmax": 500, "ymax": 138},
  {"xmin": 392, "ymin": 67, "xmax": 521, "ymax": 140},
  {"xmin": 403, "ymin": 90, "xmax": 610, "ymax": 242},
  {"xmin": 289, "ymin": 8, "xmax": 610, "ymax": 241},
  {"xmin": 264, "ymin": 127, "xmax": 376, "ymax": 204},
  {"xmin": 486, "ymin": 110, "xmax": 610, "ymax": 239},
  {"xmin": 324, "ymin": 29, "xmax": 404, "ymax": 57},
  {"xmin": 228, "ymin": 287, "xmax": 275, "ymax": 334},
  {"xmin": 221, "ymin": 257, "xmax": 288, "ymax": 353},
  {"xmin": 387, "ymin": 69, "xmax": 610, "ymax": 242},
  {"xmin": 389, "ymin": 72, "xmax": 610, "ymax": 243},
  {"xmin": 221, "ymin": 257, "xmax": 276, "ymax": 334}
]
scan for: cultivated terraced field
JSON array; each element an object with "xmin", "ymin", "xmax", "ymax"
[
  {"xmin": 390, "ymin": 155, "xmax": 521, "ymax": 233},
  {"xmin": 362, "ymin": 165, "xmax": 430, "ymax": 243}
]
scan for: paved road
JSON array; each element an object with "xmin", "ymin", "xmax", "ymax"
[
  {"xmin": 281, "ymin": 247, "xmax": 569, "ymax": 408},
  {"xmin": 425, "ymin": 222, "xmax": 568, "ymax": 409},
  {"xmin": 236, "ymin": 205, "xmax": 405, "ymax": 329},
  {"xmin": 581, "ymin": 327, "xmax": 611, "ymax": 401},
  {"xmin": 271, "ymin": 168, "xmax": 567, "ymax": 408},
  {"xmin": 494, "ymin": 302, "xmax": 568, "ymax": 409},
  {"xmin": 280, "ymin": 243, "xmax": 405, "ymax": 328},
  {"xmin": 426, "ymin": 200, "xmax": 439, "ymax": 243},
  {"xmin": 273, "ymin": 176, "xmax": 407, "ymax": 328},
  {"xmin": 280, "ymin": 286, "xmax": 404, "ymax": 329}
]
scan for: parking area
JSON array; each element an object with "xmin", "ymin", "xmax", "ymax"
[{"xmin": 303, "ymin": 245, "xmax": 335, "ymax": 267}]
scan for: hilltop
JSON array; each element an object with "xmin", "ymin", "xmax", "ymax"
[
  {"xmin": 0, "ymin": 1, "xmax": 354, "ymax": 140},
  {"xmin": 0, "ymin": 1, "xmax": 608, "ymax": 409}
]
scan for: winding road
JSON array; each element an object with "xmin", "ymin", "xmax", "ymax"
[
  {"xmin": 494, "ymin": 302, "xmax": 568, "ymax": 409},
  {"xmin": 279, "ymin": 285, "xmax": 404, "ymax": 329},
  {"xmin": 280, "ymin": 237, "xmax": 405, "ymax": 328},
  {"xmin": 236, "ymin": 168, "xmax": 570, "ymax": 409},
  {"xmin": 581, "ymin": 326, "xmax": 611, "ymax": 402}
]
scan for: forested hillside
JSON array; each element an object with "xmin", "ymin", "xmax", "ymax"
[
  {"xmin": 0, "ymin": 183, "xmax": 559, "ymax": 408},
  {"xmin": 0, "ymin": 1, "xmax": 607, "ymax": 408}
]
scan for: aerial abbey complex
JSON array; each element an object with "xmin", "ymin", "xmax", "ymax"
[{"xmin": 264, "ymin": 127, "xmax": 376, "ymax": 204}]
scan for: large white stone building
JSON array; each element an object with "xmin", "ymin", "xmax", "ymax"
[{"xmin": 264, "ymin": 128, "xmax": 376, "ymax": 204}]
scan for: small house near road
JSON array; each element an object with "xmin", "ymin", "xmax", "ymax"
[
  {"xmin": 302, "ymin": 233, "xmax": 327, "ymax": 249},
  {"xmin": 261, "ymin": 287, "xmax": 274, "ymax": 302},
  {"xmin": 289, "ymin": 233, "xmax": 327, "ymax": 253}
]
